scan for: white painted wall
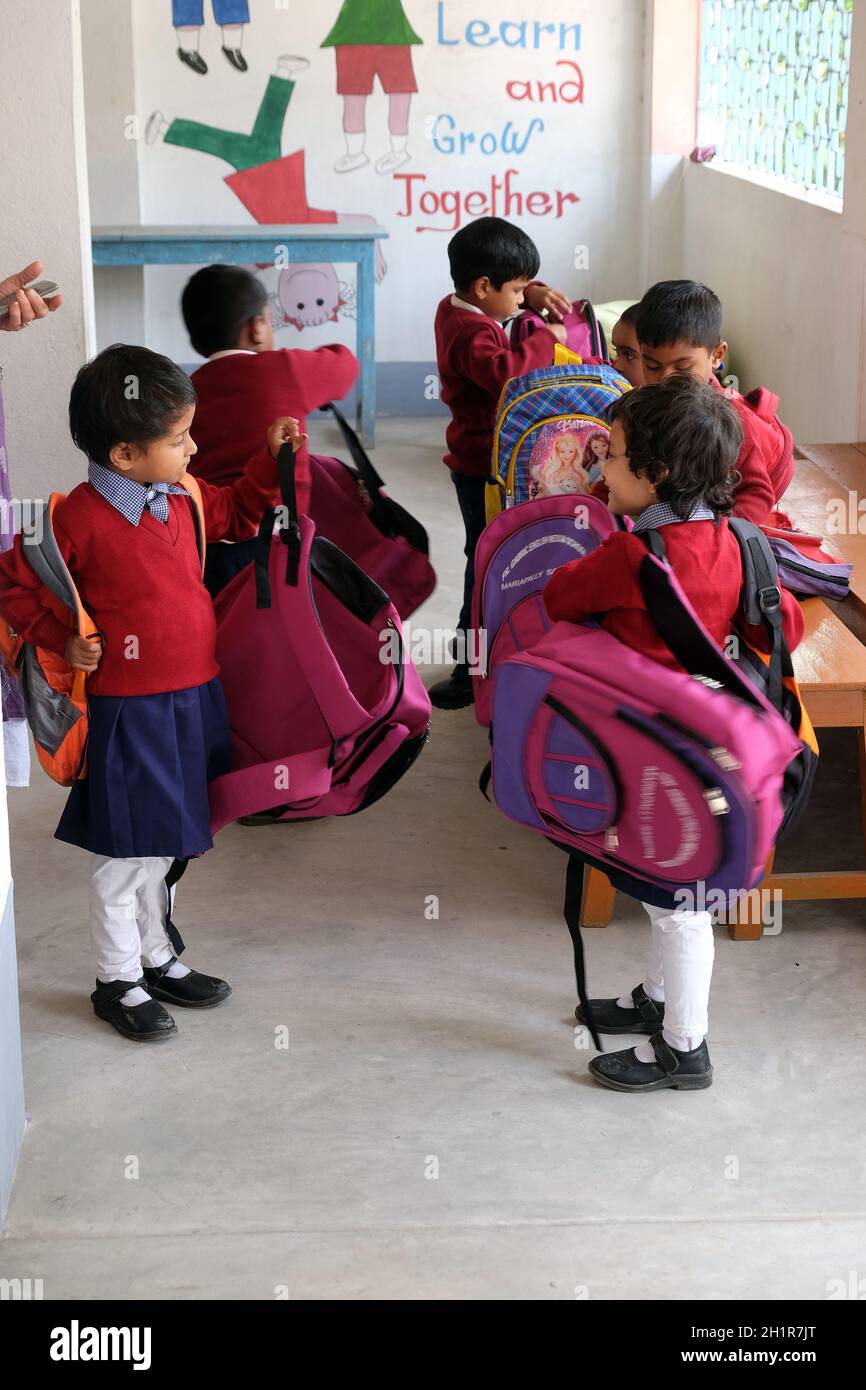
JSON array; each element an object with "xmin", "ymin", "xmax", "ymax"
[
  {"xmin": 682, "ymin": 7, "xmax": 866, "ymax": 443},
  {"xmin": 81, "ymin": 0, "xmax": 146, "ymax": 350},
  {"xmin": 82, "ymin": 0, "xmax": 648, "ymax": 371},
  {"xmin": 0, "ymin": 0, "xmax": 96, "ymax": 1225},
  {"xmin": 0, "ymin": 1, "xmax": 96, "ymax": 500}
]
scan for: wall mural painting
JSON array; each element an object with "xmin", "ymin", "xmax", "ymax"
[
  {"xmin": 148, "ymin": 4, "xmax": 590, "ymax": 343},
  {"xmin": 320, "ymin": 0, "xmax": 422, "ymax": 175},
  {"xmin": 172, "ymin": 0, "xmax": 251, "ymax": 76}
]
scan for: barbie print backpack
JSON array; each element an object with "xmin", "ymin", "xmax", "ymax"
[{"xmin": 486, "ymin": 362, "xmax": 631, "ymax": 521}]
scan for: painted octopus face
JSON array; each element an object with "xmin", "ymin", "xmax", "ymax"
[{"xmin": 277, "ymin": 263, "xmax": 343, "ymax": 330}]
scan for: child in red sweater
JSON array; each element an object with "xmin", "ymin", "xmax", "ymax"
[
  {"xmin": 0, "ymin": 345, "xmax": 302, "ymax": 1043},
  {"xmin": 181, "ymin": 264, "xmax": 359, "ymax": 596},
  {"xmin": 634, "ymin": 280, "xmax": 794, "ymax": 524},
  {"xmin": 544, "ymin": 376, "xmax": 803, "ymax": 1093},
  {"xmin": 431, "ymin": 216, "xmax": 571, "ymax": 709}
]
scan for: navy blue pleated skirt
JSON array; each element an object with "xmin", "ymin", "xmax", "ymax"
[{"xmin": 55, "ymin": 678, "xmax": 231, "ymax": 859}]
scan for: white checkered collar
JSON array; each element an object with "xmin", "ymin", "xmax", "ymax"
[
  {"xmin": 88, "ymin": 461, "xmax": 186, "ymax": 526},
  {"xmin": 631, "ymin": 499, "xmax": 716, "ymax": 533}
]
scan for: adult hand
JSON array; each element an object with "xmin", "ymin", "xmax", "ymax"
[
  {"xmin": 523, "ymin": 283, "xmax": 572, "ymax": 323},
  {"xmin": 0, "ymin": 260, "xmax": 64, "ymax": 332}
]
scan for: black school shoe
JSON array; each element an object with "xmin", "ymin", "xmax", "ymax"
[
  {"xmin": 589, "ymin": 1033, "xmax": 713, "ymax": 1093},
  {"xmin": 575, "ymin": 983, "xmax": 665, "ymax": 1035},
  {"xmin": 91, "ymin": 978, "xmax": 177, "ymax": 1043},
  {"xmin": 222, "ymin": 46, "xmax": 248, "ymax": 71},
  {"xmin": 143, "ymin": 958, "xmax": 232, "ymax": 1009},
  {"xmin": 428, "ymin": 663, "xmax": 474, "ymax": 710},
  {"xmin": 177, "ymin": 47, "xmax": 208, "ymax": 75}
]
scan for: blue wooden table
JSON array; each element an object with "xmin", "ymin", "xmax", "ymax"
[{"xmin": 92, "ymin": 224, "xmax": 389, "ymax": 446}]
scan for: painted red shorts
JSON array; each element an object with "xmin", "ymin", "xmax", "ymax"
[{"xmin": 334, "ymin": 44, "xmax": 417, "ymax": 96}]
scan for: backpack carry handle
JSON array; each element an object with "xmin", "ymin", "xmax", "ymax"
[{"xmin": 255, "ymin": 442, "xmax": 302, "ymax": 607}]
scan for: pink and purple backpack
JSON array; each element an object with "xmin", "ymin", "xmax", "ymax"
[
  {"xmin": 480, "ymin": 519, "xmax": 817, "ymax": 1045},
  {"xmin": 208, "ymin": 445, "xmax": 431, "ymax": 832},
  {"xmin": 511, "ymin": 298, "xmax": 607, "ymax": 361},
  {"xmin": 470, "ymin": 493, "xmax": 624, "ymax": 727}
]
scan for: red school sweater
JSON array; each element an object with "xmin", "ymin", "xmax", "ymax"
[
  {"xmin": 434, "ymin": 295, "xmax": 558, "ymax": 478},
  {"xmin": 0, "ymin": 449, "xmax": 281, "ymax": 697},
  {"xmin": 543, "ymin": 517, "xmax": 804, "ymax": 669},
  {"xmin": 187, "ymin": 345, "xmax": 359, "ymax": 513},
  {"xmin": 708, "ymin": 373, "xmax": 794, "ymax": 523}
]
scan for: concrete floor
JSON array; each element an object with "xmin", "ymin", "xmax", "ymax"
[{"xmin": 1, "ymin": 418, "xmax": 865, "ymax": 1300}]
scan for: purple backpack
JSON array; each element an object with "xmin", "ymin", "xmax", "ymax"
[
  {"xmin": 760, "ymin": 522, "xmax": 851, "ymax": 601},
  {"xmin": 510, "ymin": 298, "xmax": 607, "ymax": 360},
  {"xmin": 309, "ymin": 402, "xmax": 436, "ymax": 620},
  {"xmin": 482, "ymin": 522, "xmax": 816, "ymax": 1045},
  {"xmin": 470, "ymin": 494, "xmax": 623, "ymax": 727},
  {"xmin": 208, "ymin": 446, "xmax": 431, "ymax": 832}
]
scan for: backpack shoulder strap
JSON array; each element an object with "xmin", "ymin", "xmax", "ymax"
[
  {"xmin": 635, "ymin": 528, "xmax": 763, "ymax": 708},
  {"xmin": 727, "ymin": 517, "xmax": 785, "ymax": 710},
  {"xmin": 178, "ymin": 474, "xmax": 207, "ymax": 577},
  {"xmin": 23, "ymin": 494, "xmax": 97, "ymax": 639}
]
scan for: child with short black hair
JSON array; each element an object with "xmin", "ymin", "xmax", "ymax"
[
  {"xmin": 609, "ymin": 303, "xmax": 644, "ymax": 389},
  {"xmin": 181, "ymin": 264, "xmax": 358, "ymax": 595},
  {"xmin": 544, "ymin": 376, "xmax": 803, "ymax": 1092},
  {"xmin": 0, "ymin": 344, "xmax": 302, "ymax": 1043},
  {"xmin": 432, "ymin": 216, "xmax": 571, "ymax": 709},
  {"xmin": 634, "ymin": 279, "xmax": 794, "ymax": 524}
]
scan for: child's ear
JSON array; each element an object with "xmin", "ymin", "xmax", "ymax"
[
  {"xmin": 108, "ymin": 442, "xmax": 137, "ymax": 473},
  {"xmin": 472, "ymin": 276, "xmax": 491, "ymax": 301},
  {"xmin": 711, "ymin": 340, "xmax": 728, "ymax": 370}
]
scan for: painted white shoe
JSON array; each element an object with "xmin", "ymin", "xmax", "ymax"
[
  {"xmin": 375, "ymin": 148, "xmax": 411, "ymax": 174},
  {"xmin": 335, "ymin": 152, "xmax": 370, "ymax": 173},
  {"xmin": 145, "ymin": 110, "xmax": 169, "ymax": 145},
  {"xmin": 276, "ymin": 54, "xmax": 311, "ymax": 76}
]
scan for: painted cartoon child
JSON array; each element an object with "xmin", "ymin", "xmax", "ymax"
[
  {"xmin": 146, "ymin": 57, "xmax": 387, "ymax": 281},
  {"xmin": 321, "ymin": 0, "xmax": 422, "ymax": 174},
  {"xmin": 173, "ymin": 0, "xmax": 249, "ymax": 75},
  {"xmin": 270, "ymin": 263, "xmax": 348, "ymax": 331}
]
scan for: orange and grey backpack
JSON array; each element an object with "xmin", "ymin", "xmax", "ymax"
[{"xmin": 0, "ymin": 478, "xmax": 206, "ymax": 786}]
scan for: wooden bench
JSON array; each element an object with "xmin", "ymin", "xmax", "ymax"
[
  {"xmin": 786, "ymin": 445, "xmax": 866, "ymax": 624},
  {"xmin": 580, "ymin": 597, "xmax": 866, "ymax": 936}
]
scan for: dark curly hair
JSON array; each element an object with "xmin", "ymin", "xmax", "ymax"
[{"xmin": 606, "ymin": 375, "xmax": 742, "ymax": 518}]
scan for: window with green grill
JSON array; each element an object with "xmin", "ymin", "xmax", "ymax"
[{"xmin": 698, "ymin": 0, "xmax": 853, "ymax": 203}]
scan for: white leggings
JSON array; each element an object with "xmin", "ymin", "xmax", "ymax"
[
  {"xmin": 90, "ymin": 855, "xmax": 176, "ymax": 984},
  {"xmin": 641, "ymin": 901, "xmax": 715, "ymax": 1049}
]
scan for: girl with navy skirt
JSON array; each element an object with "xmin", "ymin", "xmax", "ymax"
[{"xmin": 0, "ymin": 343, "xmax": 303, "ymax": 1042}]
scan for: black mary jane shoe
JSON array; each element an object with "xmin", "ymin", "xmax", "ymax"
[
  {"xmin": 222, "ymin": 46, "xmax": 248, "ymax": 72},
  {"xmin": 143, "ymin": 959, "xmax": 232, "ymax": 1009},
  {"xmin": 589, "ymin": 1033, "xmax": 713, "ymax": 1093},
  {"xmin": 91, "ymin": 978, "xmax": 177, "ymax": 1043},
  {"xmin": 428, "ymin": 663, "xmax": 474, "ymax": 710},
  {"xmin": 177, "ymin": 47, "xmax": 208, "ymax": 75},
  {"xmin": 575, "ymin": 983, "xmax": 665, "ymax": 1036}
]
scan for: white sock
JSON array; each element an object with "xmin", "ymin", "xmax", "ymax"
[
  {"xmin": 164, "ymin": 959, "xmax": 191, "ymax": 979},
  {"xmin": 615, "ymin": 981, "xmax": 664, "ymax": 1010},
  {"xmin": 222, "ymin": 25, "xmax": 243, "ymax": 44},
  {"xmin": 634, "ymin": 1030, "xmax": 703, "ymax": 1064},
  {"xmin": 345, "ymin": 131, "xmax": 365, "ymax": 155},
  {"xmin": 119, "ymin": 985, "xmax": 151, "ymax": 1007},
  {"xmin": 391, "ymin": 133, "xmax": 408, "ymax": 152}
]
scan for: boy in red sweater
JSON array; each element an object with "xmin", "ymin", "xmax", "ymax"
[
  {"xmin": 0, "ymin": 344, "xmax": 302, "ymax": 1043},
  {"xmin": 634, "ymin": 280, "xmax": 794, "ymax": 525},
  {"xmin": 544, "ymin": 376, "xmax": 802, "ymax": 1093},
  {"xmin": 181, "ymin": 264, "xmax": 359, "ymax": 595},
  {"xmin": 431, "ymin": 216, "xmax": 570, "ymax": 709}
]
